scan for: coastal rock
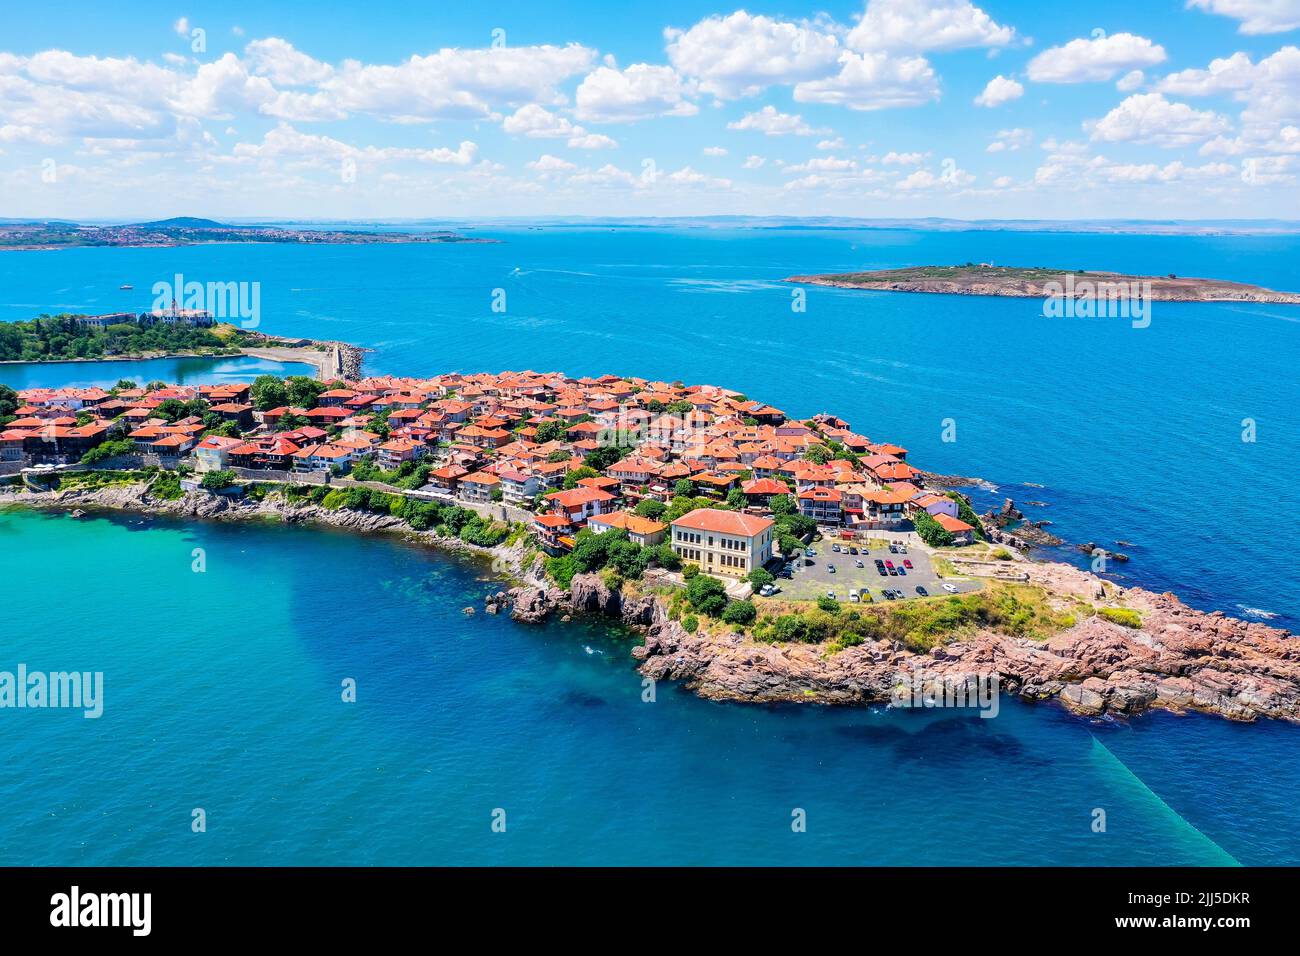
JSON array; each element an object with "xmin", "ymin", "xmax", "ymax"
[
  {"xmin": 507, "ymin": 585, "xmax": 561, "ymax": 624},
  {"xmin": 568, "ymin": 573, "xmax": 622, "ymax": 616}
]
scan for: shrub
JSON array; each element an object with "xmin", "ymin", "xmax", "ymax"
[
  {"xmin": 992, "ymin": 548, "xmax": 1013, "ymax": 561},
  {"xmin": 816, "ymin": 595, "xmax": 841, "ymax": 614},
  {"xmin": 682, "ymin": 563, "xmax": 700, "ymax": 580},
  {"xmin": 200, "ymin": 470, "xmax": 236, "ymax": 492},
  {"xmin": 681, "ymin": 614, "xmax": 699, "ymax": 634},
  {"xmin": 746, "ymin": 568, "xmax": 774, "ymax": 590},
  {"xmin": 685, "ymin": 574, "xmax": 728, "ymax": 617},
  {"xmin": 721, "ymin": 600, "xmax": 756, "ymax": 626}
]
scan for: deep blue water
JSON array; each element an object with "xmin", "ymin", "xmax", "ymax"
[
  {"xmin": 1, "ymin": 226, "xmax": 1297, "ymax": 865},
  {"xmin": 2, "ymin": 508, "xmax": 1296, "ymax": 866}
]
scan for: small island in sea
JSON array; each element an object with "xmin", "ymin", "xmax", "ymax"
[
  {"xmin": 2, "ymin": 364, "xmax": 1297, "ymax": 726},
  {"xmin": 0, "ymin": 216, "xmax": 490, "ymax": 250},
  {"xmin": 787, "ymin": 264, "xmax": 1300, "ymax": 303}
]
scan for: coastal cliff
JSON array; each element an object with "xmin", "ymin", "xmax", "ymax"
[
  {"xmin": 7, "ymin": 481, "xmax": 1298, "ymax": 726},
  {"xmin": 501, "ymin": 563, "xmax": 1300, "ymax": 725}
]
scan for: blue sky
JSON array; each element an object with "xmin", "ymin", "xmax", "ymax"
[{"xmin": 1, "ymin": 0, "xmax": 1298, "ymax": 220}]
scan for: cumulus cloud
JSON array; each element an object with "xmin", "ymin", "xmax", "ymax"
[
  {"xmin": 527, "ymin": 153, "xmax": 577, "ymax": 172},
  {"xmin": 574, "ymin": 63, "xmax": 698, "ymax": 123},
  {"xmin": 245, "ymin": 38, "xmax": 334, "ymax": 86},
  {"xmin": 1027, "ymin": 33, "xmax": 1167, "ymax": 84},
  {"xmin": 1187, "ymin": 0, "xmax": 1300, "ymax": 35},
  {"xmin": 703, "ymin": 145, "xmax": 728, "ymax": 156},
  {"xmin": 974, "ymin": 74, "xmax": 1023, "ymax": 107},
  {"xmin": 793, "ymin": 51, "xmax": 939, "ymax": 111},
  {"xmin": 847, "ymin": 0, "xmax": 1016, "ymax": 52},
  {"xmin": 324, "ymin": 43, "xmax": 597, "ymax": 122},
  {"xmin": 986, "ymin": 128, "xmax": 1032, "ymax": 152},
  {"xmin": 727, "ymin": 105, "xmax": 828, "ymax": 135},
  {"xmin": 742, "ymin": 154, "xmax": 766, "ymax": 168},
  {"xmin": 1087, "ymin": 93, "xmax": 1231, "ymax": 147},
  {"xmin": 233, "ymin": 123, "xmax": 478, "ymax": 166},
  {"xmin": 664, "ymin": 11, "xmax": 841, "ymax": 98}
]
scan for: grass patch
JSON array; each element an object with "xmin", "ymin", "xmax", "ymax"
[
  {"xmin": 750, "ymin": 581, "xmax": 1079, "ymax": 652},
  {"xmin": 1098, "ymin": 607, "xmax": 1143, "ymax": 629}
]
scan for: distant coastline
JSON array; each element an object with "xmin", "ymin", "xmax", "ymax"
[
  {"xmin": 0, "ymin": 216, "xmax": 496, "ymax": 251},
  {"xmin": 787, "ymin": 264, "xmax": 1300, "ymax": 304}
]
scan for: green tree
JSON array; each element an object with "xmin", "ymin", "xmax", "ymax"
[
  {"xmin": 746, "ymin": 568, "xmax": 774, "ymax": 589},
  {"xmin": 722, "ymin": 600, "xmax": 756, "ymax": 626},
  {"xmin": 685, "ymin": 574, "xmax": 728, "ymax": 617},
  {"xmin": 633, "ymin": 499, "xmax": 666, "ymax": 519},
  {"xmin": 674, "ymin": 478, "xmax": 695, "ymax": 497},
  {"xmin": 250, "ymin": 375, "xmax": 288, "ymax": 411},
  {"xmin": 562, "ymin": 466, "xmax": 598, "ymax": 490}
]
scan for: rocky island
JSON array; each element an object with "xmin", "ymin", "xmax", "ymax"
[{"xmin": 786, "ymin": 264, "xmax": 1300, "ymax": 303}]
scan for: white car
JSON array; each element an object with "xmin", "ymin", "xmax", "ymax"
[{"xmin": 942, "ymin": 583, "xmax": 959, "ymax": 593}]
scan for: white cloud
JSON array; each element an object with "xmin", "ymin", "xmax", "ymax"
[
  {"xmin": 664, "ymin": 165, "xmax": 732, "ymax": 188},
  {"xmin": 783, "ymin": 155, "xmax": 858, "ymax": 174},
  {"xmin": 742, "ymin": 154, "xmax": 766, "ymax": 168},
  {"xmin": 1117, "ymin": 70, "xmax": 1146, "ymax": 92},
  {"xmin": 527, "ymin": 153, "xmax": 576, "ymax": 172},
  {"xmin": 245, "ymin": 38, "xmax": 333, "ymax": 86},
  {"xmin": 793, "ymin": 51, "xmax": 939, "ymax": 111},
  {"xmin": 567, "ymin": 132, "xmax": 618, "ymax": 149},
  {"xmin": 987, "ymin": 128, "xmax": 1032, "ymax": 152},
  {"xmin": 173, "ymin": 18, "xmax": 190, "ymax": 38},
  {"xmin": 882, "ymin": 150, "xmax": 927, "ymax": 164},
  {"xmin": 974, "ymin": 74, "xmax": 1023, "ymax": 107},
  {"xmin": 726, "ymin": 105, "xmax": 827, "ymax": 136},
  {"xmin": 848, "ymin": 0, "xmax": 1016, "ymax": 52},
  {"xmin": 1088, "ymin": 93, "xmax": 1231, "ymax": 147},
  {"xmin": 325, "ymin": 43, "xmax": 597, "ymax": 122},
  {"xmin": 502, "ymin": 104, "xmax": 580, "ymax": 138},
  {"xmin": 664, "ymin": 11, "xmax": 841, "ymax": 99},
  {"xmin": 1187, "ymin": 0, "xmax": 1300, "ymax": 35},
  {"xmin": 233, "ymin": 123, "xmax": 478, "ymax": 166},
  {"xmin": 703, "ymin": 145, "xmax": 728, "ymax": 156},
  {"xmin": 1027, "ymin": 33, "xmax": 1167, "ymax": 84},
  {"xmin": 896, "ymin": 164, "xmax": 975, "ymax": 189},
  {"xmin": 574, "ymin": 63, "xmax": 698, "ymax": 123},
  {"xmin": 817, "ymin": 137, "xmax": 847, "ymax": 150}
]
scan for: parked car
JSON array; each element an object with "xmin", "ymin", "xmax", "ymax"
[
  {"xmin": 915, "ymin": 586, "xmax": 928, "ymax": 596},
  {"xmin": 878, "ymin": 568, "xmax": 888, "ymax": 577},
  {"xmin": 848, "ymin": 546, "xmax": 858, "ymax": 555},
  {"xmin": 849, "ymin": 589, "xmax": 860, "ymax": 602},
  {"xmin": 942, "ymin": 583, "xmax": 958, "ymax": 593},
  {"xmin": 898, "ymin": 545, "xmax": 908, "ymax": 554},
  {"xmin": 888, "ymin": 568, "xmax": 897, "ymax": 576},
  {"xmin": 805, "ymin": 548, "xmax": 816, "ymax": 557},
  {"xmin": 826, "ymin": 590, "xmax": 837, "ymax": 600},
  {"xmin": 903, "ymin": 559, "xmax": 913, "ymax": 569},
  {"xmin": 831, "ymin": 544, "xmax": 840, "ymax": 553},
  {"xmin": 897, "ymin": 567, "xmax": 906, "ymax": 576},
  {"xmin": 855, "ymin": 560, "xmax": 864, "ymax": 568},
  {"xmin": 889, "ymin": 545, "xmax": 898, "ymax": 553},
  {"xmin": 827, "ymin": 564, "xmax": 836, "ymax": 573},
  {"xmin": 885, "ymin": 560, "xmax": 894, "ymax": 569}
]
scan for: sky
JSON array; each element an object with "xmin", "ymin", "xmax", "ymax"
[{"xmin": 1, "ymin": 0, "xmax": 1299, "ymax": 221}]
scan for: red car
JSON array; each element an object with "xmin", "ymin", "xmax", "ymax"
[
  {"xmin": 903, "ymin": 560, "xmax": 913, "ymax": 569},
  {"xmin": 885, "ymin": 560, "xmax": 894, "ymax": 569}
]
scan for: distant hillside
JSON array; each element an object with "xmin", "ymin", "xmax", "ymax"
[{"xmin": 129, "ymin": 217, "xmax": 229, "ymax": 229}]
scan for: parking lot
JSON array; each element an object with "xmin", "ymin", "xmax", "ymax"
[{"xmin": 761, "ymin": 537, "xmax": 983, "ymax": 605}]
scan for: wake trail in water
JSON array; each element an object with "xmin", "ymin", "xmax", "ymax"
[{"xmin": 1089, "ymin": 736, "xmax": 1240, "ymax": 865}]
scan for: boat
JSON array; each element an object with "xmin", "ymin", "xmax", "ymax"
[{"xmin": 119, "ymin": 284, "xmax": 133, "ymax": 290}]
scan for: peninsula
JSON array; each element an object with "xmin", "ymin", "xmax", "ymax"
[
  {"xmin": 786, "ymin": 264, "xmax": 1300, "ymax": 303},
  {"xmin": 2, "ymin": 367, "xmax": 1296, "ymax": 726},
  {"xmin": 0, "ymin": 217, "xmax": 490, "ymax": 251},
  {"xmin": 0, "ymin": 311, "xmax": 365, "ymax": 380}
]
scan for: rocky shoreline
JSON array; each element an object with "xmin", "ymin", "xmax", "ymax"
[{"xmin": 7, "ymin": 481, "xmax": 1298, "ymax": 726}]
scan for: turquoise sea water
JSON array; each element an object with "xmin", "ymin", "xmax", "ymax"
[
  {"xmin": 0, "ymin": 354, "xmax": 315, "ymax": 390},
  {"xmin": 2, "ymin": 226, "xmax": 1298, "ymax": 865},
  {"xmin": 4, "ymin": 508, "xmax": 1297, "ymax": 866}
]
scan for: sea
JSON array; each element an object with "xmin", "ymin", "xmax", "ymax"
[{"xmin": 1, "ymin": 224, "xmax": 1297, "ymax": 864}]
